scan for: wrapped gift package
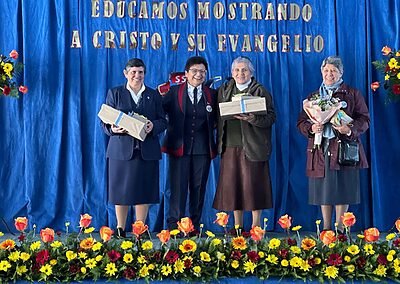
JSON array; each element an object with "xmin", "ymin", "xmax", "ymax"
[
  {"xmin": 219, "ymin": 96, "xmax": 267, "ymax": 118},
  {"xmin": 98, "ymin": 104, "xmax": 148, "ymax": 141}
]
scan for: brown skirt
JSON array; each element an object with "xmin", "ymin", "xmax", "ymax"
[{"xmin": 213, "ymin": 147, "xmax": 273, "ymax": 211}]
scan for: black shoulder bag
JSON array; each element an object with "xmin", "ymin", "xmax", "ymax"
[{"xmin": 338, "ymin": 140, "xmax": 359, "ymax": 166}]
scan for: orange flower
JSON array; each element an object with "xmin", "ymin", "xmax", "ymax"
[
  {"xmin": 79, "ymin": 214, "xmax": 92, "ymax": 228},
  {"xmin": 250, "ymin": 226, "xmax": 264, "ymax": 241},
  {"xmin": 80, "ymin": 237, "xmax": 95, "ymax": 249},
  {"xmin": 214, "ymin": 212, "xmax": 229, "ymax": 227},
  {"xmin": 341, "ymin": 212, "xmax": 356, "ymax": 227},
  {"xmin": 395, "ymin": 219, "xmax": 400, "ymax": 232},
  {"xmin": 132, "ymin": 220, "xmax": 148, "ymax": 237},
  {"xmin": 301, "ymin": 238, "xmax": 316, "ymax": 250},
  {"xmin": 277, "ymin": 214, "xmax": 292, "ymax": 230},
  {"xmin": 232, "ymin": 236, "xmax": 247, "ymax": 250},
  {"xmin": 99, "ymin": 226, "xmax": 113, "ymax": 242},
  {"xmin": 157, "ymin": 230, "xmax": 170, "ymax": 244},
  {"xmin": 14, "ymin": 217, "xmax": 28, "ymax": 232},
  {"xmin": 177, "ymin": 217, "xmax": 194, "ymax": 236},
  {"xmin": 9, "ymin": 50, "xmax": 18, "ymax": 59},
  {"xmin": 320, "ymin": 230, "xmax": 336, "ymax": 245},
  {"xmin": 0, "ymin": 239, "xmax": 16, "ymax": 250},
  {"xmin": 371, "ymin": 81, "xmax": 380, "ymax": 92},
  {"xmin": 40, "ymin": 228, "xmax": 55, "ymax": 243},
  {"xmin": 364, "ymin": 227, "xmax": 380, "ymax": 242},
  {"xmin": 382, "ymin": 46, "xmax": 392, "ymax": 55},
  {"xmin": 18, "ymin": 85, "xmax": 28, "ymax": 94}
]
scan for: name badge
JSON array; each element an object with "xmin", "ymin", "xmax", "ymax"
[{"xmin": 206, "ymin": 105, "xmax": 213, "ymax": 112}]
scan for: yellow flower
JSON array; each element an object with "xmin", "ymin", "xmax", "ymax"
[
  {"xmin": 162, "ymin": 264, "xmax": 172, "ymax": 276},
  {"xmin": 30, "ymin": 241, "xmax": 41, "ymax": 251},
  {"xmin": 66, "ymin": 251, "xmax": 77, "ymax": 261},
  {"xmin": 243, "ymin": 260, "xmax": 256, "ymax": 274},
  {"xmin": 20, "ymin": 252, "xmax": 30, "ymax": 262},
  {"xmin": 301, "ymin": 238, "xmax": 316, "ymax": 251},
  {"xmin": 8, "ymin": 251, "xmax": 20, "ymax": 262},
  {"xmin": 142, "ymin": 240, "xmax": 153, "ymax": 250},
  {"xmin": 85, "ymin": 258, "xmax": 97, "ymax": 269},
  {"xmin": 347, "ymin": 264, "xmax": 355, "ymax": 273},
  {"xmin": 123, "ymin": 253, "xmax": 133, "ymax": 264},
  {"xmin": 315, "ymin": 219, "xmax": 321, "ymax": 225},
  {"xmin": 386, "ymin": 233, "xmax": 396, "ymax": 241},
  {"xmin": 3, "ymin": 63, "xmax": 13, "ymax": 73},
  {"xmin": 80, "ymin": 238, "xmax": 95, "ymax": 250},
  {"xmin": 289, "ymin": 256, "xmax": 302, "ymax": 268},
  {"xmin": 394, "ymin": 259, "xmax": 400, "ymax": 273},
  {"xmin": 290, "ymin": 246, "xmax": 301, "ymax": 254},
  {"xmin": 81, "ymin": 267, "xmax": 87, "ymax": 274},
  {"xmin": 174, "ymin": 259, "xmax": 185, "ymax": 274},
  {"xmin": 92, "ymin": 242, "xmax": 102, "ymax": 251},
  {"xmin": 389, "ymin": 250, "xmax": 396, "ymax": 256},
  {"xmin": 205, "ymin": 231, "xmax": 215, "ymax": 238},
  {"xmin": 266, "ymin": 254, "xmax": 278, "ymax": 264},
  {"xmin": 95, "ymin": 255, "xmax": 103, "ymax": 262},
  {"xmin": 387, "ymin": 254, "xmax": 394, "ymax": 262},
  {"xmin": 51, "ymin": 241, "xmax": 63, "ymax": 249},
  {"xmin": 121, "ymin": 241, "xmax": 133, "ymax": 250},
  {"xmin": 216, "ymin": 251, "xmax": 226, "ymax": 261},
  {"xmin": 200, "ymin": 251, "xmax": 211, "ymax": 262},
  {"xmin": 292, "ymin": 225, "xmax": 302, "ymax": 231},
  {"xmin": 179, "ymin": 239, "xmax": 197, "ymax": 253},
  {"xmin": 137, "ymin": 255, "xmax": 147, "ymax": 264},
  {"xmin": 211, "ymin": 238, "xmax": 222, "ymax": 246},
  {"xmin": 344, "ymin": 255, "xmax": 351, "ymax": 262},
  {"xmin": 328, "ymin": 243, "xmax": 336, "ymax": 249},
  {"xmin": 0, "ymin": 260, "xmax": 11, "ymax": 272},
  {"xmin": 40, "ymin": 264, "xmax": 53, "ymax": 276},
  {"xmin": 374, "ymin": 264, "xmax": 387, "ymax": 277},
  {"xmin": 170, "ymin": 229, "xmax": 180, "ymax": 236},
  {"xmin": 139, "ymin": 265, "xmax": 150, "ymax": 277},
  {"xmin": 300, "ymin": 259, "xmax": 311, "ymax": 272},
  {"xmin": 232, "ymin": 236, "xmax": 247, "ymax": 250},
  {"xmin": 0, "ymin": 232, "xmax": 3, "ymax": 237},
  {"xmin": 324, "ymin": 265, "xmax": 338, "ymax": 279},
  {"xmin": 268, "ymin": 238, "xmax": 281, "ymax": 249},
  {"xmin": 105, "ymin": 263, "xmax": 117, "ymax": 276},
  {"xmin": 148, "ymin": 263, "xmax": 155, "ymax": 270},
  {"xmin": 397, "ymin": 73, "xmax": 400, "ymax": 80},
  {"xmin": 385, "ymin": 74, "xmax": 390, "ymax": 80},
  {"xmin": 314, "ymin": 257, "xmax": 321, "ymax": 265},
  {"xmin": 193, "ymin": 265, "xmax": 201, "ymax": 275},
  {"xmin": 16, "ymin": 265, "xmax": 28, "ymax": 275},
  {"xmin": 388, "ymin": 58, "xmax": 398, "ymax": 69},
  {"xmin": 258, "ymin": 251, "xmax": 265, "ymax": 258},
  {"xmin": 231, "ymin": 260, "xmax": 240, "ymax": 269},
  {"xmin": 364, "ymin": 243, "xmax": 375, "ymax": 255},
  {"xmin": 281, "ymin": 259, "xmax": 289, "ymax": 267},
  {"xmin": 347, "ymin": 245, "xmax": 360, "ymax": 255},
  {"xmin": 357, "ymin": 234, "xmax": 365, "ymax": 239},
  {"xmin": 78, "ymin": 252, "xmax": 87, "ymax": 259},
  {"xmin": 50, "ymin": 259, "xmax": 57, "ymax": 266},
  {"xmin": 84, "ymin": 227, "xmax": 95, "ymax": 234}
]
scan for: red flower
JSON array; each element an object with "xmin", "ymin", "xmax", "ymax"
[
  {"xmin": 279, "ymin": 249, "xmax": 289, "ymax": 259},
  {"xmin": 79, "ymin": 213, "xmax": 92, "ymax": 228},
  {"xmin": 184, "ymin": 258, "xmax": 192, "ymax": 268},
  {"xmin": 277, "ymin": 214, "xmax": 292, "ymax": 230},
  {"xmin": 3, "ymin": 86, "xmax": 11, "ymax": 95},
  {"xmin": 231, "ymin": 250, "xmax": 242, "ymax": 260},
  {"xmin": 9, "ymin": 50, "xmax": 19, "ymax": 59},
  {"xmin": 326, "ymin": 253, "xmax": 343, "ymax": 266},
  {"xmin": 377, "ymin": 254, "xmax": 388, "ymax": 265},
  {"xmin": 392, "ymin": 84, "xmax": 400, "ymax": 95},
  {"xmin": 287, "ymin": 238, "xmax": 297, "ymax": 246},
  {"xmin": 393, "ymin": 238, "xmax": 400, "ymax": 247},
  {"xmin": 18, "ymin": 234, "xmax": 26, "ymax": 242},
  {"xmin": 107, "ymin": 250, "xmax": 121, "ymax": 262},
  {"xmin": 364, "ymin": 227, "xmax": 380, "ymax": 242},
  {"xmin": 36, "ymin": 249, "xmax": 50, "ymax": 265},
  {"xmin": 337, "ymin": 234, "xmax": 348, "ymax": 242},
  {"xmin": 356, "ymin": 257, "xmax": 366, "ymax": 268},
  {"xmin": 308, "ymin": 258, "xmax": 317, "ymax": 267},
  {"xmin": 123, "ymin": 267, "xmax": 136, "ymax": 280},
  {"xmin": 247, "ymin": 251, "xmax": 260, "ymax": 262},
  {"xmin": 165, "ymin": 250, "xmax": 179, "ymax": 264},
  {"xmin": 370, "ymin": 81, "xmax": 380, "ymax": 92},
  {"xmin": 19, "ymin": 85, "xmax": 28, "ymax": 94}
]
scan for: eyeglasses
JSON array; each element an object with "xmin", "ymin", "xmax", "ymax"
[{"xmin": 189, "ymin": 68, "xmax": 207, "ymax": 75}]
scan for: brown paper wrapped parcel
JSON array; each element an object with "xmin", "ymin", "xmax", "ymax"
[
  {"xmin": 219, "ymin": 95, "xmax": 267, "ymax": 118},
  {"xmin": 98, "ymin": 104, "xmax": 148, "ymax": 141}
]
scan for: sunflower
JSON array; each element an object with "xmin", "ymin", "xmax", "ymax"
[
  {"xmin": 232, "ymin": 236, "xmax": 247, "ymax": 250},
  {"xmin": 179, "ymin": 239, "xmax": 197, "ymax": 253}
]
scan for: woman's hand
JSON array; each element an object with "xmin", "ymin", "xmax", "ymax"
[
  {"xmin": 332, "ymin": 124, "xmax": 351, "ymax": 135},
  {"xmin": 233, "ymin": 113, "xmax": 255, "ymax": 121},
  {"xmin": 111, "ymin": 125, "xmax": 127, "ymax": 134},
  {"xmin": 145, "ymin": 121, "xmax": 154, "ymax": 133},
  {"xmin": 311, "ymin": 123, "xmax": 323, "ymax": 134}
]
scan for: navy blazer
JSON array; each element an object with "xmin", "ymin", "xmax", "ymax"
[
  {"xmin": 102, "ymin": 85, "xmax": 167, "ymax": 161},
  {"xmin": 161, "ymin": 83, "xmax": 217, "ymax": 158}
]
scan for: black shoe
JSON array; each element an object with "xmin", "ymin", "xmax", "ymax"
[{"xmin": 116, "ymin": 227, "xmax": 126, "ymax": 239}]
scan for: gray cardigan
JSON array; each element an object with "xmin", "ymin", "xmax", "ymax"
[{"xmin": 217, "ymin": 78, "xmax": 276, "ymax": 161}]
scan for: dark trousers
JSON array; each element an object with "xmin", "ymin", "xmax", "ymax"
[{"xmin": 167, "ymin": 154, "xmax": 211, "ymax": 230}]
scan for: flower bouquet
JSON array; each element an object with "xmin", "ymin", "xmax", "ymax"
[
  {"xmin": 303, "ymin": 94, "xmax": 346, "ymax": 147},
  {"xmin": 371, "ymin": 46, "xmax": 400, "ymax": 103},
  {"xmin": 0, "ymin": 50, "xmax": 28, "ymax": 98}
]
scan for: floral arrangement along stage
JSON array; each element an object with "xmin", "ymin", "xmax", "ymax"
[
  {"xmin": 371, "ymin": 46, "xmax": 400, "ymax": 103},
  {"xmin": 1, "ymin": 213, "xmax": 400, "ymax": 282},
  {"xmin": 0, "ymin": 50, "xmax": 28, "ymax": 98}
]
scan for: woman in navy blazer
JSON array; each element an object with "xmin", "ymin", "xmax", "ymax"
[{"xmin": 102, "ymin": 58, "xmax": 167, "ymax": 238}]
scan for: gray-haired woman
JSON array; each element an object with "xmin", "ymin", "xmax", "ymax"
[
  {"xmin": 297, "ymin": 56, "xmax": 370, "ymax": 233},
  {"xmin": 213, "ymin": 56, "xmax": 276, "ymax": 231}
]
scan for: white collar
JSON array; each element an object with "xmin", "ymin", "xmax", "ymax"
[
  {"xmin": 187, "ymin": 84, "xmax": 202, "ymax": 104},
  {"xmin": 126, "ymin": 83, "xmax": 145, "ymax": 104},
  {"xmin": 235, "ymin": 80, "xmax": 251, "ymax": 91}
]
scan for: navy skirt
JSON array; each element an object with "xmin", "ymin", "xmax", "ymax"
[{"xmin": 108, "ymin": 151, "xmax": 159, "ymax": 206}]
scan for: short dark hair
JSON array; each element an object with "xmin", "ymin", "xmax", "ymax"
[
  {"xmin": 184, "ymin": 56, "xmax": 208, "ymax": 71},
  {"xmin": 125, "ymin": 58, "xmax": 146, "ymax": 74}
]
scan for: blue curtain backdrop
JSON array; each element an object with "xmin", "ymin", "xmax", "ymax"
[{"xmin": 0, "ymin": 0, "xmax": 399, "ymax": 233}]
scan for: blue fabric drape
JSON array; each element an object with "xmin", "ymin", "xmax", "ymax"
[{"xmin": 1, "ymin": 0, "xmax": 399, "ymax": 233}]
